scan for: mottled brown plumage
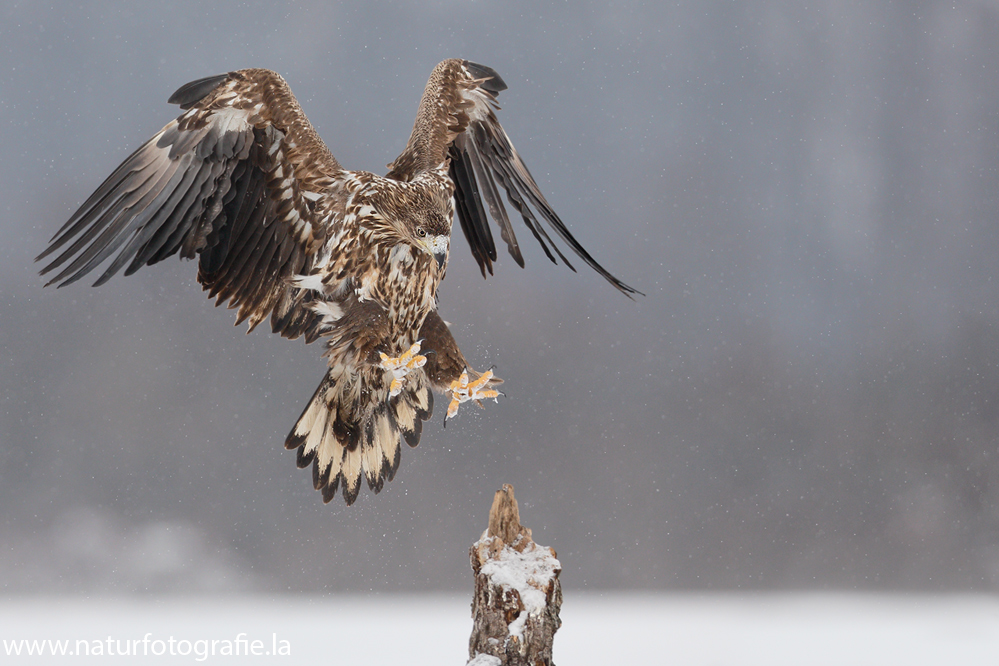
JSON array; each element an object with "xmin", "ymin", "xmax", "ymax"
[{"xmin": 37, "ymin": 59, "xmax": 637, "ymax": 505}]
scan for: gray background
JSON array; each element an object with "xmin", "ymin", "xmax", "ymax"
[{"xmin": 2, "ymin": 1, "xmax": 998, "ymax": 594}]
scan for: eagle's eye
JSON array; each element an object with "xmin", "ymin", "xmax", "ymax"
[{"xmin": 416, "ymin": 226, "xmax": 427, "ymax": 238}]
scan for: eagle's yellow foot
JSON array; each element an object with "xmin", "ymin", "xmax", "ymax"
[
  {"xmin": 446, "ymin": 369, "xmax": 501, "ymax": 421},
  {"xmin": 379, "ymin": 342, "xmax": 427, "ymax": 397}
]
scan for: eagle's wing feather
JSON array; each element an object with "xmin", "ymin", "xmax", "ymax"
[
  {"xmin": 36, "ymin": 68, "xmax": 342, "ymax": 341},
  {"xmin": 386, "ymin": 59, "xmax": 641, "ymax": 297}
]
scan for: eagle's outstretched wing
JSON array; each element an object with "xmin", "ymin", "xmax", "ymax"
[
  {"xmin": 386, "ymin": 59, "xmax": 641, "ymax": 297},
  {"xmin": 36, "ymin": 69, "xmax": 341, "ymax": 341}
]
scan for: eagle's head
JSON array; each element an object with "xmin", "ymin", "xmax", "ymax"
[
  {"xmin": 358, "ymin": 178, "xmax": 454, "ymax": 274},
  {"xmin": 407, "ymin": 198, "xmax": 452, "ymax": 273}
]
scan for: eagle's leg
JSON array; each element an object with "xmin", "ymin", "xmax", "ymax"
[
  {"xmin": 446, "ymin": 368, "xmax": 501, "ymax": 420},
  {"xmin": 378, "ymin": 341, "xmax": 428, "ymax": 397},
  {"xmin": 418, "ymin": 309, "xmax": 503, "ymax": 421}
]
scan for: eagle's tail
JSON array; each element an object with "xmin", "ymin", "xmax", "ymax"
[{"xmin": 285, "ymin": 368, "xmax": 434, "ymax": 505}]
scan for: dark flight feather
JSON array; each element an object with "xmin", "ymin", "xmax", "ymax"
[{"xmin": 167, "ymin": 73, "xmax": 230, "ymax": 109}]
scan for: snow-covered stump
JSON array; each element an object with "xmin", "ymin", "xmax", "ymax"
[{"xmin": 468, "ymin": 484, "xmax": 562, "ymax": 666}]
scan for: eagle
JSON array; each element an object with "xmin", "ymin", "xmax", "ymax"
[{"xmin": 36, "ymin": 60, "xmax": 639, "ymax": 505}]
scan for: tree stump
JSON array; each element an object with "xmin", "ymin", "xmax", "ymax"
[{"xmin": 468, "ymin": 484, "xmax": 562, "ymax": 666}]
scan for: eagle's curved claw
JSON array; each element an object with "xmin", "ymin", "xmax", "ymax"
[
  {"xmin": 446, "ymin": 368, "xmax": 501, "ymax": 421},
  {"xmin": 379, "ymin": 341, "xmax": 428, "ymax": 397}
]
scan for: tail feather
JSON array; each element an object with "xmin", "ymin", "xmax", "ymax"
[
  {"xmin": 392, "ymin": 383, "xmax": 433, "ymax": 448},
  {"xmin": 285, "ymin": 368, "xmax": 434, "ymax": 505},
  {"xmin": 340, "ymin": 439, "xmax": 363, "ymax": 505},
  {"xmin": 315, "ymin": 413, "xmax": 343, "ymax": 489},
  {"xmin": 363, "ymin": 406, "xmax": 399, "ymax": 492},
  {"xmin": 295, "ymin": 445, "xmax": 313, "ymax": 469},
  {"xmin": 321, "ymin": 477, "xmax": 340, "ymax": 504}
]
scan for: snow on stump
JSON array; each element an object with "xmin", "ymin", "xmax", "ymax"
[{"xmin": 468, "ymin": 484, "xmax": 562, "ymax": 666}]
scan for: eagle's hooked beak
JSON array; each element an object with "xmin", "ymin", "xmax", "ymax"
[{"xmin": 424, "ymin": 234, "xmax": 449, "ymax": 273}]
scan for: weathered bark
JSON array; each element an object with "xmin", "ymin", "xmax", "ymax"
[{"xmin": 468, "ymin": 484, "xmax": 562, "ymax": 666}]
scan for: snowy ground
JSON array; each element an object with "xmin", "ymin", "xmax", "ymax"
[{"xmin": 2, "ymin": 593, "xmax": 997, "ymax": 664}]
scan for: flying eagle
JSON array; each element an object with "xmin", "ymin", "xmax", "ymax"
[{"xmin": 36, "ymin": 60, "xmax": 639, "ymax": 505}]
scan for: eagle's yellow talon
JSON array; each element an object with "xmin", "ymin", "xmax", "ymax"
[
  {"xmin": 466, "ymin": 370, "xmax": 494, "ymax": 391},
  {"xmin": 448, "ymin": 369, "xmax": 469, "ymax": 393},
  {"xmin": 446, "ymin": 368, "xmax": 500, "ymax": 420},
  {"xmin": 379, "ymin": 342, "xmax": 427, "ymax": 397},
  {"xmin": 476, "ymin": 390, "xmax": 500, "ymax": 401}
]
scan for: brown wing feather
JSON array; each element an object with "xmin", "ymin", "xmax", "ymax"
[{"xmin": 36, "ymin": 68, "xmax": 343, "ymax": 339}]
